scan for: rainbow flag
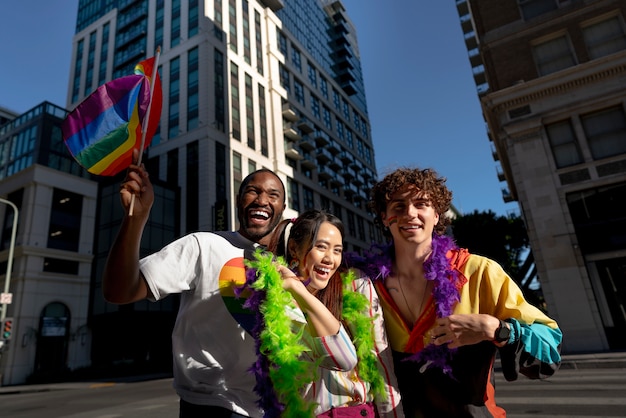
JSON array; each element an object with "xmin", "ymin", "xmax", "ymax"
[{"xmin": 62, "ymin": 56, "xmax": 163, "ymax": 176}]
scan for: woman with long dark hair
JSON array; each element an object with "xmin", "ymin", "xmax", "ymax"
[{"xmin": 245, "ymin": 209, "xmax": 402, "ymax": 418}]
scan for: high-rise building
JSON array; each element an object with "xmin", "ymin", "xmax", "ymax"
[
  {"xmin": 457, "ymin": 0, "xmax": 626, "ymax": 352},
  {"xmin": 67, "ymin": 0, "xmax": 380, "ymax": 372}
]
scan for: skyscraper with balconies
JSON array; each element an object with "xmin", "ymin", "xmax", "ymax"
[{"xmin": 68, "ymin": 0, "xmax": 380, "ymax": 370}]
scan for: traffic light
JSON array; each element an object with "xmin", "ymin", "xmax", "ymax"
[{"xmin": 2, "ymin": 318, "xmax": 13, "ymax": 340}]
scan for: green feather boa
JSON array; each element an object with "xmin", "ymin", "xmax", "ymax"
[{"xmin": 247, "ymin": 250, "xmax": 387, "ymax": 417}]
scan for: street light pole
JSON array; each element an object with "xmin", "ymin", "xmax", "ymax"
[
  {"xmin": 0, "ymin": 198, "xmax": 18, "ymax": 385},
  {"xmin": 0, "ymin": 198, "xmax": 18, "ymax": 322}
]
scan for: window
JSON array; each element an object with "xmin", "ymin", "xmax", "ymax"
[
  {"xmin": 332, "ymin": 89, "xmax": 340, "ymax": 110},
  {"xmin": 336, "ymin": 118, "xmax": 345, "ymax": 141},
  {"xmin": 583, "ymin": 16, "xmax": 626, "ymax": 60},
  {"xmin": 287, "ymin": 178, "xmax": 300, "ymax": 212},
  {"xmin": 187, "ymin": 47, "xmax": 199, "ymax": 131},
  {"xmin": 242, "ymin": 0, "xmax": 251, "ymax": 64},
  {"xmin": 168, "ymin": 57, "xmax": 180, "ymax": 138},
  {"xmin": 292, "ymin": 47, "xmax": 302, "ymax": 72},
  {"xmin": 294, "ymin": 78, "xmax": 305, "ymax": 106},
  {"xmin": 228, "ymin": 0, "xmax": 238, "ymax": 53},
  {"xmin": 567, "ymin": 182, "xmax": 626, "ymax": 253},
  {"xmin": 171, "ymin": 0, "xmax": 181, "ymax": 47},
  {"xmin": 357, "ymin": 216, "xmax": 365, "ymax": 241},
  {"xmin": 1, "ymin": 189, "xmax": 21, "ymax": 251},
  {"xmin": 320, "ymin": 77, "xmax": 328, "ymax": 100},
  {"xmin": 346, "ymin": 129, "xmax": 354, "ymax": 149},
  {"xmin": 342, "ymin": 99, "xmax": 350, "ymax": 120},
  {"xmin": 308, "ymin": 62, "xmax": 317, "ymax": 88},
  {"xmin": 311, "ymin": 95, "xmax": 321, "ymax": 119},
  {"xmin": 214, "ymin": 49, "xmax": 226, "ymax": 131},
  {"xmin": 519, "ymin": 0, "xmax": 557, "ymax": 21},
  {"xmin": 323, "ymin": 106, "xmax": 332, "ymax": 130},
  {"xmin": 581, "ymin": 106, "xmax": 626, "ymax": 160},
  {"xmin": 279, "ymin": 63, "xmax": 290, "ymax": 95},
  {"xmin": 188, "ymin": 0, "xmax": 199, "ymax": 37},
  {"xmin": 48, "ymin": 189, "xmax": 82, "ymax": 252},
  {"xmin": 44, "ymin": 258, "xmax": 79, "ymax": 275},
  {"xmin": 533, "ymin": 35, "xmax": 576, "ymax": 76},
  {"xmin": 546, "ymin": 120, "xmax": 583, "ymax": 168},
  {"xmin": 245, "ymin": 73, "xmax": 255, "ymax": 149},
  {"xmin": 277, "ymin": 30, "xmax": 287, "ymax": 56},
  {"xmin": 303, "ymin": 186, "xmax": 314, "ymax": 210},
  {"xmin": 231, "ymin": 62, "xmax": 241, "ymax": 140},
  {"xmin": 255, "ymin": 11, "xmax": 263, "ymax": 74},
  {"xmin": 233, "ymin": 151, "xmax": 242, "ymax": 182},
  {"xmin": 186, "ymin": 141, "xmax": 199, "ymax": 232},
  {"xmin": 347, "ymin": 211, "xmax": 356, "ymax": 237},
  {"xmin": 258, "ymin": 84, "xmax": 269, "ymax": 156}
]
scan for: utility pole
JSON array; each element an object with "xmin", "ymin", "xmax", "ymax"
[{"xmin": 0, "ymin": 198, "xmax": 19, "ymax": 385}]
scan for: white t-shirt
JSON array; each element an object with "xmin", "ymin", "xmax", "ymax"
[{"xmin": 139, "ymin": 231, "xmax": 262, "ymax": 417}]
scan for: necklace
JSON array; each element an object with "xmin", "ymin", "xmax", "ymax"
[
  {"xmin": 345, "ymin": 233, "xmax": 465, "ymax": 376},
  {"xmin": 397, "ymin": 277, "xmax": 431, "ymax": 325}
]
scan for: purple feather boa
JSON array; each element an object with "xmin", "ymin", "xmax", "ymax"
[
  {"xmin": 345, "ymin": 234, "xmax": 461, "ymax": 376},
  {"xmin": 235, "ymin": 267, "xmax": 284, "ymax": 417}
]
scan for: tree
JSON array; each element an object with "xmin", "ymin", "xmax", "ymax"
[{"xmin": 451, "ymin": 210, "xmax": 546, "ymax": 310}]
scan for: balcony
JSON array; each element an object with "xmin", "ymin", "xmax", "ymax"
[
  {"xmin": 299, "ymin": 136, "xmax": 316, "ymax": 151},
  {"xmin": 343, "ymin": 166, "xmax": 355, "ymax": 180},
  {"xmin": 329, "ymin": 156, "xmax": 341, "ymax": 170},
  {"xmin": 301, "ymin": 151, "xmax": 316, "ymax": 169},
  {"xmin": 283, "ymin": 122, "xmax": 301, "ymax": 141},
  {"xmin": 318, "ymin": 165, "xmax": 333, "ymax": 180},
  {"xmin": 282, "ymin": 102, "xmax": 299, "ymax": 122},
  {"xmin": 327, "ymin": 140, "xmax": 340, "ymax": 155},
  {"xmin": 258, "ymin": 0, "xmax": 284, "ymax": 12},
  {"xmin": 297, "ymin": 117, "xmax": 315, "ymax": 134},
  {"xmin": 497, "ymin": 167, "xmax": 506, "ymax": 182},
  {"xmin": 344, "ymin": 183, "xmax": 358, "ymax": 198},
  {"xmin": 502, "ymin": 188, "xmax": 514, "ymax": 203},
  {"xmin": 285, "ymin": 142, "xmax": 302, "ymax": 161},
  {"xmin": 316, "ymin": 147, "xmax": 334, "ymax": 164},
  {"xmin": 330, "ymin": 174, "xmax": 343, "ymax": 187},
  {"xmin": 313, "ymin": 129, "xmax": 330, "ymax": 146},
  {"xmin": 339, "ymin": 151, "xmax": 353, "ymax": 165}
]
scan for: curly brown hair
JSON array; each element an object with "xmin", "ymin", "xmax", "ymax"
[{"xmin": 368, "ymin": 167, "xmax": 453, "ymax": 237}]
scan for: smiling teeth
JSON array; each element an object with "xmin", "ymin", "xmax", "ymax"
[
  {"xmin": 316, "ymin": 267, "xmax": 331, "ymax": 274},
  {"xmin": 251, "ymin": 210, "xmax": 269, "ymax": 218}
]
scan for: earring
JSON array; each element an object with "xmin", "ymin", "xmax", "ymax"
[{"xmin": 289, "ymin": 259, "xmax": 299, "ymax": 270}]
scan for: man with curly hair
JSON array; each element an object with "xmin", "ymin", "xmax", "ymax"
[{"xmin": 354, "ymin": 167, "xmax": 562, "ymax": 417}]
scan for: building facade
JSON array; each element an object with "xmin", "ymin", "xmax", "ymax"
[
  {"xmin": 67, "ymin": 0, "xmax": 381, "ymax": 374},
  {"xmin": 458, "ymin": 0, "xmax": 626, "ymax": 352},
  {"xmin": 0, "ymin": 102, "xmax": 97, "ymax": 385}
]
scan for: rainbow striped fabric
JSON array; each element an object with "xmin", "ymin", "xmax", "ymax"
[{"xmin": 62, "ymin": 56, "xmax": 162, "ymax": 176}]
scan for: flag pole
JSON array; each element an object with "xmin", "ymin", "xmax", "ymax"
[{"xmin": 130, "ymin": 46, "xmax": 161, "ymax": 216}]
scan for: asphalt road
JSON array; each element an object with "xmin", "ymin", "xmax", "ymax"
[{"xmin": 1, "ymin": 353, "xmax": 625, "ymax": 417}]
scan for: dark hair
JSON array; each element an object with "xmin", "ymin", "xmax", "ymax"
[
  {"xmin": 237, "ymin": 168, "xmax": 286, "ymax": 203},
  {"xmin": 369, "ymin": 167, "xmax": 453, "ymax": 237},
  {"xmin": 268, "ymin": 209, "xmax": 345, "ymax": 320}
]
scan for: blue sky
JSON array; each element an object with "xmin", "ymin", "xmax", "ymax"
[{"xmin": 0, "ymin": 0, "xmax": 517, "ymax": 217}]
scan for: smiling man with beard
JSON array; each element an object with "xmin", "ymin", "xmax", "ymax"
[{"xmin": 102, "ymin": 153, "xmax": 286, "ymax": 418}]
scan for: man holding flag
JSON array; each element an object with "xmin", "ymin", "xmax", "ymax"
[{"xmin": 102, "ymin": 152, "xmax": 286, "ymax": 417}]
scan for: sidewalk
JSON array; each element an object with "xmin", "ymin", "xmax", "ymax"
[
  {"xmin": 0, "ymin": 372, "xmax": 172, "ymax": 395},
  {"xmin": 554, "ymin": 350, "xmax": 626, "ymax": 370},
  {"xmin": 1, "ymin": 352, "xmax": 625, "ymax": 395}
]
